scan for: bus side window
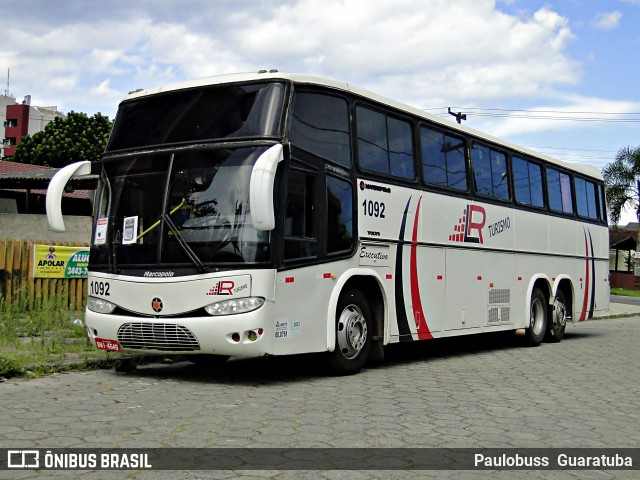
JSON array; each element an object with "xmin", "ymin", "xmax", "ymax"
[
  {"xmin": 547, "ymin": 167, "xmax": 573, "ymax": 214},
  {"xmin": 598, "ymin": 183, "xmax": 607, "ymax": 222},
  {"xmin": 421, "ymin": 126, "xmax": 467, "ymax": 191},
  {"xmin": 356, "ymin": 106, "xmax": 414, "ymax": 179},
  {"xmin": 284, "ymin": 170, "xmax": 317, "ymax": 260},
  {"xmin": 471, "ymin": 143, "xmax": 509, "ymax": 200},
  {"xmin": 513, "ymin": 156, "xmax": 544, "ymax": 207},
  {"xmin": 326, "ymin": 175, "xmax": 354, "ymax": 254},
  {"xmin": 289, "ymin": 92, "xmax": 351, "ymax": 167},
  {"xmin": 575, "ymin": 177, "xmax": 598, "ymax": 220}
]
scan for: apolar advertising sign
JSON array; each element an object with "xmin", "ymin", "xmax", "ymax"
[{"xmin": 33, "ymin": 245, "xmax": 89, "ymax": 279}]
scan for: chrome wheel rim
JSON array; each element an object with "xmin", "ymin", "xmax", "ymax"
[
  {"xmin": 555, "ymin": 302, "xmax": 567, "ymax": 329},
  {"xmin": 336, "ymin": 304, "xmax": 368, "ymax": 359},
  {"xmin": 530, "ymin": 297, "xmax": 545, "ymax": 336}
]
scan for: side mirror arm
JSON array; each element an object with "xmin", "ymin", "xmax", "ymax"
[
  {"xmin": 46, "ymin": 161, "xmax": 92, "ymax": 232},
  {"xmin": 249, "ymin": 144, "xmax": 284, "ymax": 231}
]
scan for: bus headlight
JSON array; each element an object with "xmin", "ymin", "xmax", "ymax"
[
  {"xmin": 87, "ymin": 296, "xmax": 117, "ymax": 314},
  {"xmin": 204, "ymin": 297, "xmax": 265, "ymax": 316}
]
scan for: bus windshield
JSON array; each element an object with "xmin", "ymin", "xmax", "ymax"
[
  {"xmin": 91, "ymin": 146, "xmax": 272, "ymax": 269},
  {"xmin": 106, "ymin": 82, "xmax": 286, "ymax": 151}
]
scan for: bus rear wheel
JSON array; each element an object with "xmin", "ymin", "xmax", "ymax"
[
  {"xmin": 525, "ymin": 288, "xmax": 547, "ymax": 347},
  {"xmin": 545, "ymin": 290, "xmax": 567, "ymax": 342},
  {"xmin": 328, "ymin": 289, "xmax": 372, "ymax": 375}
]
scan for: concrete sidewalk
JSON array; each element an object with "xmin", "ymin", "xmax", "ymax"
[{"xmin": 597, "ymin": 299, "xmax": 640, "ymax": 318}]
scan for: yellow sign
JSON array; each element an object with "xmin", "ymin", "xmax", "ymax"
[{"xmin": 33, "ymin": 245, "xmax": 89, "ymax": 279}]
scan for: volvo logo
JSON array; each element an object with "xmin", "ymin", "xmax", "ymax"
[{"xmin": 151, "ymin": 297, "xmax": 163, "ymax": 313}]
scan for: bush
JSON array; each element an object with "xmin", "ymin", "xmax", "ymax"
[{"xmin": 0, "ymin": 355, "xmax": 22, "ymax": 377}]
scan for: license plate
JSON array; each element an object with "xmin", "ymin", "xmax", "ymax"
[{"xmin": 95, "ymin": 338, "xmax": 121, "ymax": 352}]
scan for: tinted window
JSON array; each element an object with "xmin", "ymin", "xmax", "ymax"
[
  {"xmin": 598, "ymin": 184, "xmax": 607, "ymax": 222},
  {"xmin": 575, "ymin": 177, "xmax": 598, "ymax": 219},
  {"xmin": 327, "ymin": 176, "xmax": 354, "ymax": 254},
  {"xmin": 512, "ymin": 156, "xmax": 544, "ymax": 207},
  {"xmin": 357, "ymin": 106, "xmax": 414, "ymax": 179},
  {"xmin": 471, "ymin": 143, "xmax": 509, "ymax": 200},
  {"xmin": 547, "ymin": 168, "xmax": 573, "ymax": 214},
  {"xmin": 284, "ymin": 170, "xmax": 317, "ymax": 260},
  {"xmin": 421, "ymin": 127, "xmax": 467, "ymax": 191},
  {"xmin": 108, "ymin": 82, "xmax": 286, "ymax": 151},
  {"xmin": 289, "ymin": 92, "xmax": 351, "ymax": 167}
]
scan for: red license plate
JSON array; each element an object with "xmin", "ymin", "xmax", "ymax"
[{"xmin": 95, "ymin": 338, "xmax": 121, "ymax": 352}]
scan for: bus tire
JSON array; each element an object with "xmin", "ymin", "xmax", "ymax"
[
  {"xmin": 328, "ymin": 289, "xmax": 372, "ymax": 375},
  {"xmin": 525, "ymin": 288, "xmax": 547, "ymax": 347},
  {"xmin": 545, "ymin": 290, "xmax": 567, "ymax": 342}
]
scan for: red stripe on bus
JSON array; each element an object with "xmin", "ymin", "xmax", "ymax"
[
  {"xmin": 410, "ymin": 197, "xmax": 432, "ymax": 340},
  {"xmin": 579, "ymin": 230, "xmax": 590, "ymax": 322}
]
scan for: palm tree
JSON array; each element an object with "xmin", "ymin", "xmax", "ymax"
[{"xmin": 603, "ymin": 146, "xmax": 640, "ymax": 225}]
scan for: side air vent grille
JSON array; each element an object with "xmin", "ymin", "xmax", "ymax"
[{"xmin": 488, "ymin": 288, "xmax": 511, "ymax": 325}]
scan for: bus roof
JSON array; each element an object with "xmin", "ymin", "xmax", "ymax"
[{"xmin": 122, "ymin": 71, "xmax": 603, "ymax": 181}]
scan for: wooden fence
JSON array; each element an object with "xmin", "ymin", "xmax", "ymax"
[{"xmin": 0, "ymin": 239, "xmax": 88, "ymax": 310}]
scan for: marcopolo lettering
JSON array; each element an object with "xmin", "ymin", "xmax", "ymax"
[{"xmin": 143, "ymin": 271, "xmax": 175, "ymax": 277}]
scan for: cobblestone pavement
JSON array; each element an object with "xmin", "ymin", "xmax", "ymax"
[{"xmin": 1, "ymin": 316, "xmax": 639, "ymax": 479}]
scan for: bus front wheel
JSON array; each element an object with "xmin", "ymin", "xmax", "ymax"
[
  {"xmin": 525, "ymin": 288, "xmax": 547, "ymax": 347},
  {"xmin": 328, "ymin": 289, "xmax": 372, "ymax": 375}
]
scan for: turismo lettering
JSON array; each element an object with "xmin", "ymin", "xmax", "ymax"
[{"xmin": 488, "ymin": 217, "xmax": 511, "ymax": 237}]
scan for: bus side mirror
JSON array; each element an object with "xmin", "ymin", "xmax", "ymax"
[
  {"xmin": 249, "ymin": 144, "xmax": 283, "ymax": 231},
  {"xmin": 46, "ymin": 160, "xmax": 92, "ymax": 232}
]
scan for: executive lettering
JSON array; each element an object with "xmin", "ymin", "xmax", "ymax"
[{"xmin": 360, "ymin": 247, "xmax": 389, "ymax": 261}]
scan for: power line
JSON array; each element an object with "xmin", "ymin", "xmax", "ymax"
[
  {"xmin": 421, "ymin": 107, "xmax": 626, "ymax": 165},
  {"xmin": 450, "ymin": 107, "xmax": 640, "ymax": 116},
  {"xmin": 524, "ymin": 145, "xmax": 617, "ymax": 153},
  {"xmin": 465, "ymin": 113, "xmax": 639, "ymax": 123},
  {"xmin": 424, "ymin": 107, "xmax": 640, "ymax": 123}
]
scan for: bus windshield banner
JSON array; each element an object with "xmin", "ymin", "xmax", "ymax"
[{"xmin": 33, "ymin": 245, "xmax": 89, "ymax": 279}]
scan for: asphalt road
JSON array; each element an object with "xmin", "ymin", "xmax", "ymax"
[
  {"xmin": 610, "ymin": 294, "xmax": 640, "ymax": 306},
  {"xmin": 1, "ymin": 315, "xmax": 639, "ymax": 479}
]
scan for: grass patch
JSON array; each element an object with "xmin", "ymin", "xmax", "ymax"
[
  {"xmin": 610, "ymin": 288, "xmax": 640, "ymax": 297},
  {"xmin": 0, "ymin": 292, "xmax": 121, "ymax": 379}
]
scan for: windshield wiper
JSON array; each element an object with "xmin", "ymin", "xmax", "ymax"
[{"xmin": 163, "ymin": 214, "xmax": 209, "ymax": 273}]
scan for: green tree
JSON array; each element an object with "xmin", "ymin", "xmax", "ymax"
[
  {"xmin": 602, "ymin": 146, "xmax": 640, "ymax": 225},
  {"xmin": 12, "ymin": 111, "xmax": 112, "ymax": 168}
]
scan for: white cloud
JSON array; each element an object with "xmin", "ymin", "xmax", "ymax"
[
  {"xmin": 472, "ymin": 95, "xmax": 640, "ymax": 139},
  {"xmin": 0, "ymin": 0, "xmax": 583, "ymax": 119},
  {"xmin": 226, "ymin": 1, "xmax": 580, "ymax": 109},
  {"xmin": 591, "ymin": 11, "xmax": 622, "ymax": 31}
]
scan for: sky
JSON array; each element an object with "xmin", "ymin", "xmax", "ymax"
[{"xmin": 3, "ymin": 0, "xmax": 640, "ymax": 218}]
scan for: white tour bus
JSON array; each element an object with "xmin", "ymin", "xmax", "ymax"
[{"xmin": 47, "ymin": 71, "xmax": 609, "ymax": 374}]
